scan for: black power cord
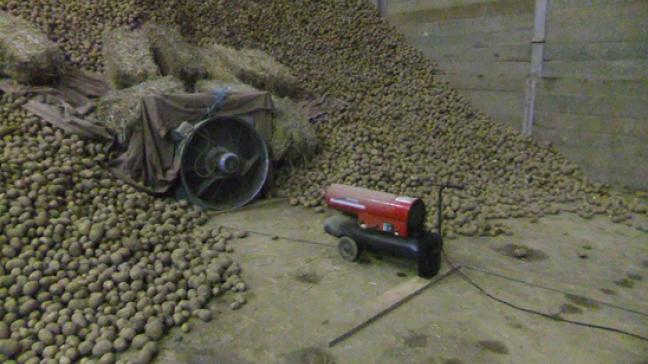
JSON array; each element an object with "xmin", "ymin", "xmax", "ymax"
[
  {"xmin": 461, "ymin": 263, "xmax": 648, "ymax": 318},
  {"xmin": 218, "ymin": 222, "xmax": 648, "ymax": 342},
  {"xmin": 219, "ymin": 224, "xmax": 334, "ymax": 247},
  {"xmin": 441, "ymin": 248, "xmax": 648, "ymax": 343}
]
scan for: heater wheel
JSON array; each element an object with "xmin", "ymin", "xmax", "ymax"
[{"xmin": 338, "ymin": 236, "xmax": 360, "ymax": 262}]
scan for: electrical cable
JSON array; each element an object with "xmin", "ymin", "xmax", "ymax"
[
  {"xmin": 216, "ymin": 217, "xmax": 648, "ymax": 342},
  {"xmin": 218, "ymin": 224, "xmax": 334, "ymax": 247},
  {"xmin": 441, "ymin": 248, "xmax": 648, "ymax": 343},
  {"xmin": 232, "ymin": 220, "xmax": 648, "ymax": 318},
  {"xmin": 207, "ymin": 197, "xmax": 288, "ymax": 216},
  {"xmin": 460, "ymin": 263, "xmax": 648, "ymax": 318}
]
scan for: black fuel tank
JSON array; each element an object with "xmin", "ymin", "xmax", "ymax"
[{"xmin": 324, "ymin": 215, "xmax": 442, "ymax": 278}]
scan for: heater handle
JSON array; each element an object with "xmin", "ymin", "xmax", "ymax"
[
  {"xmin": 440, "ymin": 183, "xmax": 465, "ymax": 190},
  {"xmin": 435, "ymin": 183, "xmax": 465, "ymax": 238}
]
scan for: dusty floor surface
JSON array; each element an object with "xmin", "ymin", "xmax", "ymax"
[{"xmin": 156, "ymin": 200, "xmax": 648, "ymax": 364}]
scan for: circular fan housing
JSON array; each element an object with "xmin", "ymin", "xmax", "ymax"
[{"xmin": 179, "ymin": 116, "xmax": 270, "ymax": 210}]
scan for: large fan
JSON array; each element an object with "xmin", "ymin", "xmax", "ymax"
[{"xmin": 178, "ymin": 116, "xmax": 270, "ymax": 210}]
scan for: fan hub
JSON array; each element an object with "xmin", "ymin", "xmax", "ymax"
[
  {"xmin": 198, "ymin": 148, "xmax": 241, "ymax": 176},
  {"xmin": 219, "ymin": 152, "xmax": 240, "ymax": 174}
]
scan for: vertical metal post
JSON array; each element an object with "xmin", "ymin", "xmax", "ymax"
[
  {"xmin": 522, "ymin": 0, "xmax": 549, "ymax": 135},
  {"xmin": 377, "ymin": 0, "xmax": 388, "ymax": 17}
]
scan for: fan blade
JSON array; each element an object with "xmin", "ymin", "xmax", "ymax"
[
  {"xmin": 221, "ymin": 125, "xmax": 242, "ymax": 153},
  {"xmin": 197, "ymin": 174, "xmax": 226, "ymax": 196},
  {"xmin": 241, "ymin": 153, "xmax": 260, "ymax": 175},
  {"xmin": 197, "ymin": 128, "xmax": 216, "ymax": 147}
]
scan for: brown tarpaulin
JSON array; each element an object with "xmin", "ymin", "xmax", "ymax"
[
  {"xmin": 110, "ymin": 91, "xmax": 275, "ymax": 194},
  {"xmin": 2, "ymin": 70, "xmax": 345, "ymax": 196},
  {"xmin": 0, "ymin": 69, "xmax": 113, "ymax": 140},
  {"xmin": 1, "ymin": 72, "xmax": 276, "ymax": 194},
  {"xmin": 299, "ymin": 94, "xmax": 349, "ymax": 123},
  {"xmin": 23, "ymin": 99, "xmax": 112, "ymax": 140}
]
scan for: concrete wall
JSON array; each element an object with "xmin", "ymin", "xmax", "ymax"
[{"xmin": 383, "ymin": 0, "xmax": 648, "ymax": 190}]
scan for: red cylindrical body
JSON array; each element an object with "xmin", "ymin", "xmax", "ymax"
[{"xmin": 324, "ymin": 184, "xmax": 425, "ymax": 237}]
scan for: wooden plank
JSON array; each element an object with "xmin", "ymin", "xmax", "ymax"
[
  {"xmin": 459, "ymin": 89, "xmax": 524, "ymax": 130},
  {"xmin": 437, "ymin": 61, "xmax": 530, "ymax": 78},
  {"xmin": 533, "ymin": 135, "xmax": 618, "ymax": 183},
  {"xmin": 544, "ymin": 41, "xmax": 648, "ymax": 62},
  {"xmin": 439, "ymin": 74, "xmax": 526, "ymax": 92},
  {"xmin": 407, "ymin": 28, "xmax": 532, "ymax": 49},
  {"xmin": 389, "ymin": 0, "xmax": 504, "ymax": 15},
  {"xmin": 537, "ymin": 78, "xmax": 648, "ymax": 98},
  {"xmin": 460, "ymin": 90, "xmax": 525, "ymax": 110},
  {"xmin": 424, "ymin": 44, "xmax": 531, "ymax": 62},
  {"xmin": 389, "ymin": 0, "xmax": 639, "ymax": 15},
  {"xmin": 549, "ymin": 0, "xmax": 639, "ymax": 9},
  {"xmin": 548, "ymin": 1, "xmax": 648, "ymax": 20},
  {"xmin": 543, "ymin": 2, "xmax": 648, "ymax": 45},
  {"xmin": 534, "ymin": 123, "xmax": 648, "ymax": 152},
  {"xmin": 388, "ymin": 0, "xmax": 534, "ymax": 23},
  {"xmin": 328, "ymin": 268, "xmax": 459, "ymax": 347},
  {"xmin": 395, "ymin": 13, "xmax": 534, "ymax": 37},
  {"xmin": 533, "ymin": 126, "xmax": 648, "ymax": 188},
  {"xmin": 536, "ymin": 93, "xmax": 648, "ymax": 119},
  {"xmin": 482, "ymin": 112, "xmax": 522, "ymax": 131},
  {"xmin": 534, "ymin": 127, "xmax": 648, "ymax": 159},
  {"xmin": 546, "ymin": 17, "xmax": 648, "ymax": 43},
  {"xmin": 543, "ymin": 60, "xmax": 648, "ymax": 81},
  {"xmin": 534, "ymin": 112, "xmax": 648, "ymax": 137}
]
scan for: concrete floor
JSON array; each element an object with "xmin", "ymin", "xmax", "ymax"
[{"xmin": 156, "ymin": 200, "xmax": 648, "ymax": 364}]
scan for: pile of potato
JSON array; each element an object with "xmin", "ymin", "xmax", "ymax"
[
  {"xmin": 0, "ymin": 0, "xmax": 646, "ymax": 362},
  {"xmin": 131, "ymin": 1, "xmax": 646, "ymax": 235},
  {"xmin": 0, "ymin": 93, "xmax": 246, "ymax": 363},
  {"xmin": 3, "ymin": 0, "xmax": 645, "ymax": 237}
]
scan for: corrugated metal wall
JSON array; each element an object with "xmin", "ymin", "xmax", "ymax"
[{"xmin": 383, "ymin": 0, "xmax": 648, "ymax": 190}]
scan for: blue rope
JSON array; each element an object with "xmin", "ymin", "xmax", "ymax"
[{"xmin": 206, "ymin": 87, "xmax": 232, "ymax": 116}]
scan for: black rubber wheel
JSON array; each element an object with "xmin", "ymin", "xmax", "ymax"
[{"xmin": 338, "ymin": 236, "xmax": 360, "ymax": 262}]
